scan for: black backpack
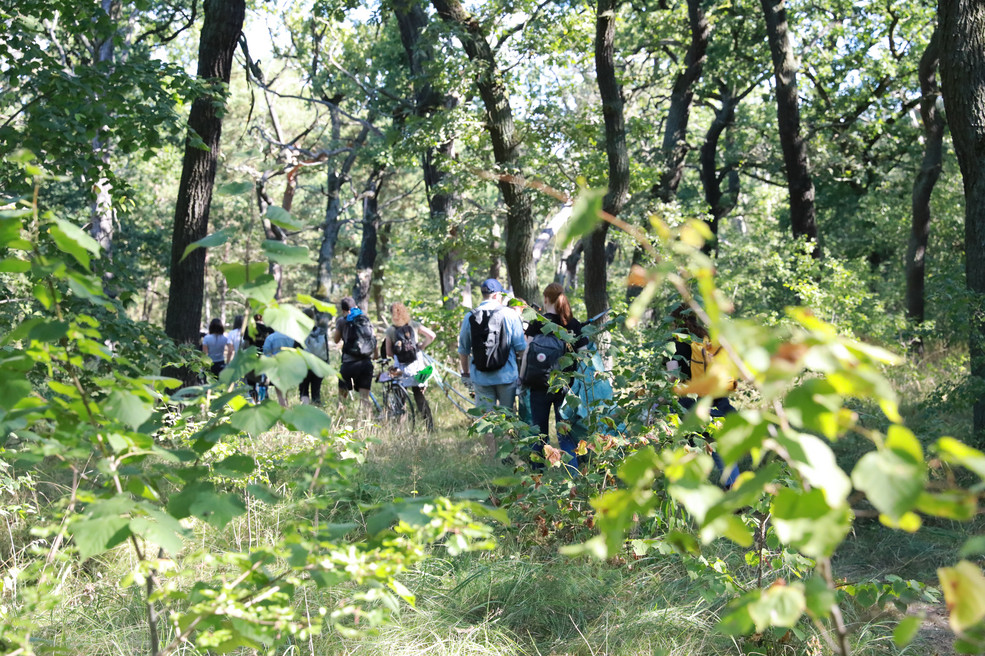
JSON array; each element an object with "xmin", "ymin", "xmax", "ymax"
[
  {"xmin": 343, "ymin": 313, "xmax": 376, "ymax": 358},
  {"xmin": 392, "ymin": 324, "xmax": 418, "ymax": 364},
  {"xmin": 468, "ymin": 307, "xmax": 511, "ymax": 372},
  {"xmin": 520, "ymin": 331, "xmax": 567, "ymax": 389}
]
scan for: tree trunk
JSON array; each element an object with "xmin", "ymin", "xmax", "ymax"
[
  {"xmin": 255, "ymin": 184, "xmax": 287, "ymax": 299},
  {"xmin": 89, "ymin": 0, "xmax": 121, "ymax": 258},
  {"xmin": 315, "ymin": 109, "xmax": 369, "ymax": 298},
  {"xmin": 939, "ymin": 0, "xmax": 985, "ymax": 444},
  {"xmin": 372, "ymin": 222, "xmax": 391, "ymax": 321},
  {"xmin": 489, "ymin": 217, "xmax": 503, "ymax": 281},
  {"xmin": 906, "ymin": 27, "xmax": 944, "ymax": 327},
  {"xmin": 394, "ymin": 0, "xmax": 465, "ymax": 310},
  {"xmin": 431, "ymin": 0, "xmax": 537, "ymax": 304},
  {"xmin": 164, "ymin": 0, "xmax": 246, "ymax": 350},
  {"xmin": 699, "ymin": 85, "xmax": 741, "ymax": 254},
  {"xmin": 760, "ymin": 0, "xmax": 819, "ymax": 252},
  {"xmin": 585, "ymin": 0, "xmax": 630, "ymax": 319},
  {"xmin": 351, "ymin": 167, "xmax": 386, "ymax": 311},
  {"xmin": 629, "ymin": 0, "xmax": 707, "ymax": 299}
]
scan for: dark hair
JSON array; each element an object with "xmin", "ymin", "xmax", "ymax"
[
  {"xmin": 339, "ymin": 296, "xmax": 355, "ymax": 312},
  {"xmin": 208, "ymin": 318, "xmax": 224, "ymax": 335},
  {"xmin": 543, "ymin": 282, "xmax": 572, "ymax": 327},
  {"xmin": 670, "ymin": 303, "xmax": 707, "ymax": 340},
  {"xmin": 232, "ymin": 315, "xmax": 244, "ymax": 330}
]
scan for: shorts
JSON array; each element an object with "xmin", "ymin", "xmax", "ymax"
[{"xmin": 339, "ymin": 358, "xmax": 373, "ymax": 391}]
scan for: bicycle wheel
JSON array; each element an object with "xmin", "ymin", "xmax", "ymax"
[{"xmin": 383, "ymin": 384, "xmax": 416, "ymax": 430}]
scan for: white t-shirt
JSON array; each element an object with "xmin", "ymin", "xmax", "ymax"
[{"xmin": 202, "ymin": 333, "xmax": 229, "ymax": 363}]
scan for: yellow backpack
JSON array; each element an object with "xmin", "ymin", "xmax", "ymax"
[{"xmin": 680, "ymin": 339, "xmax": 737, "ymax": 394}]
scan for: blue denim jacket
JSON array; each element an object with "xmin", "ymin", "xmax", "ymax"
[{"xmin": 457, "ymin": 300, "xmax": 527, "ymax": 386}]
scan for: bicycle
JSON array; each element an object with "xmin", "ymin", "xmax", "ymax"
[{"xmin": 374, "ymin": 358, "xmax": 417, "ymax": 429}]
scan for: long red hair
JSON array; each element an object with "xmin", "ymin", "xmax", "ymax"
[{"xmin": 543, "ymin": 282, "xmax": 572, "ymax": 327}]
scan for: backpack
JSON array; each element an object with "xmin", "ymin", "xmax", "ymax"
[
  {"xmin": 343, "ymin": 313, "xmax": 376, "ymax": 358},
  {"xmin": 688, "ymin": 340, "xmax": 737, "ymax": 392},
  {"xmin": 391, "ymin": 324, "xmax": 418, "ymax": 365},
  {"xmin": 468, "ymin": 306, "xmax": 512, "ymax": 372},
  {"xmin": 520, "ymin": 330, "xmax": 568, "ymax": 389},
  {"xmin": 304, "ymin": 325, "xmax": 330, "ymax": 361}
]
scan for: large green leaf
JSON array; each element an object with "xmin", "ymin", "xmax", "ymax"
[
  {"xmin": 939, "ymin": 561, "xmax": 985, "ymax": 633},
  {"xmin": 70, "ymin": 516, "xmax": 131, "ymax": 559},
  {"xmin": 770, "ymin": 487, "xmax": 853, "ymax": 558},
  {"xmin": 167, "ymin": 481, "xmax": 246, "ymax": 529},
  {"xmin": 775, "ymin": 430, "xmax": 851, "ymax": 505},
  {"xmin": 241, "ymin": 274, "xmax": 278, "ymax": 303},
  {"xmin": 103, "ymin": 389, "xmax": 153, "ymax": 430},
  {"xmin": 213, "ymin": 454, "xmax": 257, "ymax": 478},
  {"xmin": 179, "ymin": 228, "xmax": 230, "ymax": 263},
  {"xmin": 263, "ymin": 305, "xmax": 313, "ymax": 344},
  {"xmin": 747, "ymin": 584, "xmax": 806, "ymax": 632},
  {"xmin": 229, "ymin": 401, "xmax": 283, "ymax": 436},
  {"xmin": 262, "ymin": 240, "xmax": 311, "ymax": 265},
  {"xmin": 851, "ymin": 433, "xmax": 926, "ymax": 521},
  {"xmin": 218, "ymin": 262, "xmax": 268, "ymax": 289},
  {"xmin": 49, "ymin": 218, "xmax": 101, "ymax": 269},
  {"xmin": 130, "ymin": 507, "xmax": 188, "ymax": 555},
  {"xmin": 558, "ymin": 189, "xmax": 604, "ymax": 247},
  {"xmin": 265, "ymin": 205, "xmax": 304, "ymax": 230},
  {"xmin": 283, "ymin": 404, "xmax": 334, "ymax": 437},
  {"xmin": 258, "ymin": 349, "xmax": 309, "ymax": 391}
]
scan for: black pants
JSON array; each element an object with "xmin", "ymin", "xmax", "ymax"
[
  {"xmin": 528, "ymin": 387, "xmax": 577, "ymax": 466},
  {"xmin": 299, "ymin": 371, "xmax": 323, "ymax": 403},
  {"xmin": 410, "ymin": 386, "xmax": 434, "ymax": 432}
]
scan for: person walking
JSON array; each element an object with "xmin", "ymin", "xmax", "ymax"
[
  {"xmin": 458, "ymin": 279, "xmax": 527, "ymax": 457},
  {"xmin": 263, "ymin": 329, "xmax": 297, "ymax": 407},
  {"xmin": 301, "ymin": 310, "xmax": 331, "ymax": 405},
  {"xmin": 202, "ymin": 318, "xmax": 234, "ymax": 377},
  {"xmin": 523, "ymin": 282, "xmax": 588, "ymax": 470},
  {"xmin": 227, "ymin": 315, "xmax": 244, "ymax": 353},
  {"xmin": 384, "ymin": 302, "xmax": 436, "ymax": 432},
  {"xmin": 332, "ymin": 297, "xmax": 377, "ymax": 412}
]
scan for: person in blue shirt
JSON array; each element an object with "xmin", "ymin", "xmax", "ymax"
[
  {"xmin": 458, "ymin": 278, "xmax": 527, "ymax": 456},
  {"xmin": 263, "ymin": 330, "xmax": 297, "ymax": 407}
]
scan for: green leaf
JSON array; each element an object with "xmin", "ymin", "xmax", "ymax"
[
  {"xmin": 936, "ymin": 437, "xmax": 985, "ymax": 479},
  {"xmin": 179, "ymin": 228, "xmax": 230, "ymax": 263},
  {"xmin": 229, "ymin": 401, "xmax": 283, "ymax": 436},
  {"xmin": 213, "ymin": 454, "xmax": 256, "ymax": 477},
  {"xmin": 219, "ymin": 346, "xmax": 259, "ymax": 384},
  {"xmin": 49, "ymin": 218, "xmax": 101, "ymax": 269},
  {"xmin": 167, "ymin": 481, "xmax": 246, "ymax": 529},
  {"xmin": 851, "ymin": 442, "xmax": 926, "ymax": 521},
  {"xmin": 893, "ymin": 615, "xmax": 922, "ymax": 647},
  {"xmin": 103, "ymin": 389, "xmax": 153, "ymax": 430},
  {"xmin": 259, "ymin": 349, "xmax": 309, "ymax": 391},
  {"xmin": 298, "ymin": 350, "xmax": 333, "ymax": 377},
  {"xmin": 558, "ymin": 189, "xmax": 605, "ymax": 247},
  {"xmin": 263, "ymin": 305, "xmax": 314, "ymax": 344},
  {"xmin": 0, "ymin": 216, "xmax": 23, "ymax": 246},
  {"xmin": 747, "ymin": 584, "xmax": 806, "ymax": 632},
  {"xmin": 130, "ymin": 508, "xmax": 187, "ymax": 555},
  {"xmin": 217, "ymin": 181, "xmax": 254, "ymax": 196},
  {"xmin": 775, "ymin": 430, "xmax": 851, "ymax": 505},
  {"xmin": 265, "ymin": 205, "xmax": 304, "ymax": 229},
  {"xmin": 262, "ymin": 240, "xmax": 311, "ymax": 265},
  {"xmin": 939, "ymin": 561, "xmax": 985, "ymax": 633},
  {"xmin": 70, "ymin": 515, "xmax": 131, "ymax": 559},
  {"xmin": 297, "ymin": 294, "xmax": 337, "ymax": 315},
  {"xmin": 218, "ymin": 262, "xmax": 268, "ymax": 289},
  {"xmin": 0, "ymin": 378, "xmax": 33, "ymax": 410},
  {"xmin": 770, "ymin": 488, "xmax": 853, "ymax": 558},
  {"xmin": 282, "ymin": 404, "xmax": 334, "ymax": 436},
  {"xmin": 240, "ymin": 274, "xmax": 278, "ymax": 303}
]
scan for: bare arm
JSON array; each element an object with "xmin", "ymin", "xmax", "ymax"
[
  {"xmin": 459, "ymin": 353, "xmax": 470, "ymax": 375},
  {"xmin": 225, "ymin": 341, "xmax": 234, "ymax": 363},
  {"xmin": 385, "ymin": 336, "xmax": 394, "ymax": 358},
  {"xmin": 417, "ymin": 324, "xmax": 436, "ymax": 349}
]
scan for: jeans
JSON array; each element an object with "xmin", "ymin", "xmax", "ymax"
[
  {"xmin": 529, "ymin": 386, "xmax": 578, "ymax": 471},
  {"xmin": 474, "ymin": 381, "xmax": 517, "ymax": 413},
  {"xmin": 678, "ymin": 396, "xmax": 739, "ymax": 487}
]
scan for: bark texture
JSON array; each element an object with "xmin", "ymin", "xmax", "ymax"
[
  {"xmin": 699, "ymin": 84, "xmax": 741, "ymax": 253},
  {"xmin": 89, "ymin": 0, "xmax": 121, "ymax": 257},
  {"xmin": 760, "ymin": 0, "xmax": 818, "ymax": 250},
  {"xmin": 164, "ymin": 0, "xmax": 245, "ymax": 347},
  {"xmin": 939, "ymin": 0, "xmax": 985, "ymax": 443},
  {"xmin": 906, "ymin": 27, "xmax": 944, "ymax": 326},
  {"xmin": 431, "ymin": 0, "xmax": 537, "ymax": 304},
  {"xmin": 393, "ymin": 0, "xmax": 465, "ymax": 309},
  {"xmin": 585, "ymin": 0, "xmax": 630, "ymax": 319},
  {"xmin": 351, "ymin": 167, "xmax": 386, "ymax": 311}
]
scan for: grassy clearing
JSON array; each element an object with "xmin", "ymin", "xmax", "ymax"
[{"xmin": 12, "ymin": 367, "xmax": 968, "ymax": 656}]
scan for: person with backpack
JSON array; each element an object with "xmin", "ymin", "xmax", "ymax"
[
  {"xmin": 666, "ymin": 303, "xmax": 738, "ymax": 487},
  {"xmin": 384, "ymin": 302, "xmax": 436, "ymax": 432},
  {"xmin": 263, "ymin": 329, "xmax": 299, "ymax": 407},
  {"xmin": 202, "ymin": 318, "xmax": 234, "ymax": 377},
  {"xmin": 242, "ymin": 314, "xmax": 274, "ymax": 402},
  {"xmin": 300, "ymin": 309, "xmax": 331, "ymax": 405},
  {"xmin": 332, "ymin": 296, "xmax": 377, "ymax": 410},
  {"xmin": 522, "ymin": 282, "xmax": 588, "ymax": 470},
  {"xmin": 458, "ymin": 279, "xmax": 527, "ymax": 454}
]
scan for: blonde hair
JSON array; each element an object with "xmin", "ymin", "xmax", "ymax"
[
  {"xmin": 543, "ymin": 282, "xmax": 572, "ymax": 327},
  {"xmin": 390, "ymin": 302, "xmax": 411, "ymax": 327}
]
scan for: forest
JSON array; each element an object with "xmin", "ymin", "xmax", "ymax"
[{"xmin": 4, "ymin": 0, "xmax": 985, "ymax": 654}]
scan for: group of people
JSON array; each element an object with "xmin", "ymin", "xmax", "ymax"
[{"xmin": 198, "ymin": 278, "xmax": 732, "ymax": 480}]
